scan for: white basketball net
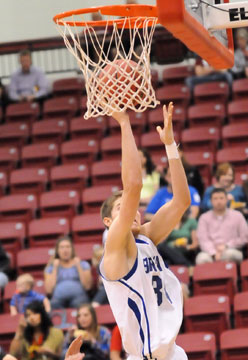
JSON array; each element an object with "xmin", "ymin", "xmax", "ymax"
[{"xmin": 55, "ymin": 16, "xmax": 159, "ymax": 119}]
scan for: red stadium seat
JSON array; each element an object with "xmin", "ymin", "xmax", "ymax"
[
  {"xmin": 234, "ymin": 171, "xmax": 248, "ymax": 186},
  {"xmin": 32, "ymin": 118, "xmax": 68, "ymax": 145},
  {"xmin": 50, "ymin": 163, "xmax": 89, "ymax": 192},
  {"xmin": 181, "ymin": 126, "xmax": 220, "ymax": 153},
  {"xmin": 176, "ymin": 332, "xmax": 216, "ymax": 360},
  {"xmin": 156, "ymin": 84, "xmax": 190, "ymax": 107},
  {"xmin": 74, "ymin": 242, "xmax": 95, "ymax": 262},
  {"xmin": 95, "ymin": 304, "xmax": 115, "ymax": 326},
  {"xmin": 216, "ymin": 146, "xmax": 248, "ymax": 173},
  {"xmin": 21, "ymin": 143, "xmax": 58, "ymax": 168},
  {"xmin": 141, "ymin": 131, "xmax": 179, "ymax": 157},
  {"xmin": 147, "ymin": 105, "xmax": 186, "ymax": 134},
  {"xmin": 151, "ymin": 68, "xmax": 159, "ymax": 89},
  {"xmin": 0, "ymin": 221, "xmax": 25, "ymax": 265},
  {"xmin": 28, "ymin": 217, "xmax": 70, "ymax": 247},
  {"xmin": 43, "ymin": 96, "xmax": 78, "ymax": 120},
  {"xmin": 82, "ymin": 185, "xmax": 120, "ymax": 213},
  {"xmin": 70, "ymin": 116, "xmax": 106, "ymax": 141},
  {"xmin": 188, "ymin": 102, "xmax": 226, "ymax": 128},
  {"xmin": 0, "ymin": 194, "xmax": 37, "ymax": 224},
  {"xmin": 232, "ymin": 78, "xmax": 248, "ymax": 100},
  {"xmin": 0, "ymin": 122, "xmax": 29, "ymax": 148},
  {"xmin": 220, "ymin": 328, "xmax": 248, "ymax": 360},
  {"xmin": 194, "ymin": 81, "xmax": 229, "ymax": 104},
  {"xmin": 234, "ymin": 291, "xmax": 248, "ymax": 328},
  {"xmin": 193, "ymin": 262, "xmax": 238, "ymax": 304},
  {"xmin": 91, "ymin": 160, "xmax": 122, "ymax": 187},
  {"xmin": 0, "ymin": 146, "xmax": 19, "ymax": 174},
  {"xmin": 184, "ymin": 294, "xmax": 231, "ymax": 345},
  {"xmin": 0, "ymin": 172, "xmax": 7, "ymax": 197},
  {"xmin": 61, "ymin": 139, "xmax": 98, "ymax": 165},
  {"xmin": 72, "ymin": 213, "xmax": 105, "ymax": 243},
  {"xmin": 5, "ymin": 102, "xmax": 39, "ymax": 124},
  {"xmin": 40, "ymin": 190, "xmax": 80, "ymax": 220},
  {"xmin": 222, "ymin": 123, "xmax": 248, "ymax": 148},
  {"xmin": 0, "ymin": 313, "xmax": 21, "ymax": 351},
  {"xmin": 162, "ymin": 65, "xmax": 194, "ymax": 85},
  {"xmin": 10, "ymin": 167, "xmax": 48, "ymax": 195},
  {"xmin": 170, "ymin": 265, "xmax": 190, "ymax": 285},
  {"xmin": 53, "ymin": 77, "xmax": 85, "ymax": 109},
  {"xmin": 240, "ymin": 260, "xmax": 248, "ymax": 291},
  {"xmin": 228, "ymin": 99, "xmax": 248, "ymax": 124},
  {"xmin": 108, "ymin": 112, "xmax": 146, "ymax": 136},
  {"xmin": 17, "ymin": 246, "xmax": 54, "ymax": 277},
  {"xmin": 183, "ymin": 151, "xmax": 214, "ymax": 187},
  {"xmin": 101, "ymin": 134, "xmax": 140, "ymax": 161}
]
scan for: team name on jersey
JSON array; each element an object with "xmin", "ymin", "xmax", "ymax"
[{"xmin": 143, "ymin": 256, "xmax": 163, "ymax": 274}]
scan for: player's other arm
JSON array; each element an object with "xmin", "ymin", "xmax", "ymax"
[
  {"xmin": 103, "ymin": 111, "xmax": 142, "ymax": 280},
  {"xmin": 141, "ymin": 103, "xmax": 191, "ymax": 245}
]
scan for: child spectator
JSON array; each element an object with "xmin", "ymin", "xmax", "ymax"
[{"xmin": 10, "ymin": 274, "xmax": 50, "ymax": 315}]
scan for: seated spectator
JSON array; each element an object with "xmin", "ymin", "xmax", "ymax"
[
  {"xmin": 63, "ymin": 304, "xmax": 111, "ymax": 360},
  {"xmin": 0, "ymin": 242, "xmax": 10, "ymax": 291},
  {"xmin": 145, "ymin": 167, "xmax": 201, "ymax": 221},
  {"xmin": 8, "ymin": 49, "xmax": 50, "ymax": 103},
  {"xmin": 90, "ymin": 245, "xmax": 108, "ymax": 308},
  {"xmin": 110, "ymin": 325, "xmax": 127, "ymax": 360},
  {"xmin": 0, "ymin": 346, "xmax": 6, "ymax": 360},
  {"xmin": 10, "ymin": 273, "xmax": 50, "ymax": 315},
  {"xmin": 9, "ymin": 300, "xmax": 64, "ymax": 360},
  {"xmin": 44, "ymin": 236, "xmax": 92, "ymax": 309},
  {"xmin": 196, "ymin": 188, "xmax": 248, "ymax": 265},
  {"xmin": 231, "ymin": 28, "xmax": 248, "ymax": 79},
  {"xmin": 138, "ymin": 148, "xmax": 160, "ymax": 208},
  {"xmin": 201, "ymin": 162, "xmax": 246, "ymax": 212}
]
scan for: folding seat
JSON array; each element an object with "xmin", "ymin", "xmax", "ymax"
[
  {"xmin": 70, "ymin": 116, "xmax": 106, "ymax": 141},
  {"xmin": 0, "ymin": 313, "xmax": 21, "ymax": 351},
  {"xmin": 141, "ymin": 131, "xmax": 180, "ymax": 157},
  {"xmin": 216, "ymin": 146, "xmax": 248, "ymax": 173},
  {"xmin": 0, "ymin": 122, "xmax": 29, "ymax": 148},
  {"xmin": 240, "ymin": 259, "xmax": 248, "ymax": 291},
  {"xmin": 162, "ymin": 65, "xmax": 194, "ymax": 85},
  {"xmin": 10, "ymin": 167, "xmax": 48, "ymax": 195},
  {"xmin": 28, "ymin": 217, "xmax": 70, "ymax": 247},
  {"xmin": 0, "ymin": 221, "xmax": 25, "ymax": 265},
  {"xmin": 5, "ymin": 101, "xmax": 39, "ymax": 124},
  {"xmin": 183, "ymin": 151, "xmax": 214, "ymax": 187},
  {"xmin": 50, "ymin": 163, "xmax": 89, "ymax": 192},
  {"xmin": 193, "ymin": 262, "xmax": 238, "ymax": 304},
  {"xmin": 151, "ymin": 68, "xmax": 159, "ymax": 89},
  {"xmin": 181, "ymin": 126, "xmax": 220, "ymax": 153},
  {"xmin": 74, "ymin": 242, "xmax": 95, "ymax": 262},
  {"xmin": 188, "ymin": 102, "xmax": 226, "ymax": 128},
  {"xmin": 108, "ymin": 112, "xmax": 146, "ymax": 136},
  {"xmin": 43, "ymin": 96, "xmax": 78, "ymax": 120},
  {"xmin": 170, "ymin": 265, "xmax": 190, "ymax": 285},
  {"xmin": 72, "ymin": 213, "xmax": 105, "ymax": 243},
  {"xmin": 95, "ymin": 304, "xmax": 115, "ymax": 326},
  {"xmin": 31, "ymin": 118, "xmax": 68, "ymax": 145},
  {"xmin": 228, "ymin": 99, "xmax": 248, "ymax": 124},
  {"xmin": 148, "ymin": 105, "xmax": 186, "ymax": 134},
  {"xmin": 234, "ymin": 171, "xmax": 248, "ymax": 186},
  {"xmin": 61, "ymin": 139, "xmax": 98, "ymax": 166},
  {"xmin": 184, "ymin": 294, "xmax": 231, "ymax": 345},
  {"xmin": 220, "ymin": 328, "xmax": 248, "ymax": 360},
  {"xmin": 0, "ymin": 146, "xmax": 19, "ymax": 174},
  {"xmin": 194, "ymin": 81, "xmax": 229, "ymax": 104},
  {"xmin": 101, "ymin": 134, "xmax": 140, "ymax": 161},
  {"xmin": 232, "ymin": 78, "xmax": 248, "ymax": 100},
  {"xmin": 82, "ymin": 185, "xmax": 120, "ymax": 213},
  {"xmin": 234, "ymin": 291, "xmax": 248, "ymax": 328},
  {"xmin": 40, "ymin": 189, "xmax": 80, "ymax": 220},
  {"xmin": 0, "ymin": 172, "xmax": 7, "ymax": 197},
  {"xmin": 21, "ymin": 143, "xmax": 58, "ymax": 168},
  {"xmin": 52, "ymin": 77, "xmax": 85, "ymax": 108},
  {"xmin": 155, "ymin": 84, "xmax": 190, "ymax": 107},
  {"xmin": 17, "ymin": 246, "xmax": 54, "ymax": 277},
  {"xmin": 176, "ymin": 332, "xmax": 216, "ymax": 360},
  {"xmin": 0, "ymin": 194, "xmax": 37, "ymax": 224},
  {"xmin": 91, "ymin": 160, "xmax": 122, "ymax": 187},
  {"xmin": 222, "ymin": 123, "xmax": 248, "ymax": 148}
]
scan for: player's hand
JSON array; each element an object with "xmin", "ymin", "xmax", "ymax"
[
  {"xmin": 3, "ymin": 355, "xmax": 18, "ymax": 360},
  {"xmin": 65, "ymin": 336, "xmax": 85, "ymax": 360},
  {"xmin": 112, "ymin": 111, "xmax": 129, "ymax": 125},
  {"xmin": 156, "ymin": 102, "xmax": 174, "ymax": 145}
]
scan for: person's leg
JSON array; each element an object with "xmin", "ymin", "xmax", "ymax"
[
  {"xmin": 195, "ymin": 252, "xmax": 213, "ymax": 265},
  {"xmin": 158, "ymin": 243, "xmax": 191, "ymax": 266},
  {"xmin": 0, "ymin": 272, "xmax": 8, "ymax": 289},
  {"xmin": 50, "ymin": 296, "xmax": 67, "ymax": 310},
  {"xmin": 221, "ymin": 248, "xmax": 243, "ymax": 264},
  {"xmin": 92, "ymin": 284, "xmax": 108, "ymax": 307}
]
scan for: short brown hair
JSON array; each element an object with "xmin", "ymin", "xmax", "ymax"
[
  {"xmin": 100, "ymin": 190, "xmax": 123, "ymax": 222},
  {"xmin": 19, "ymin": 49, "xmax": 31, "ymax": 58},
  {"xmin": 215, "ymin": 162, "xmax": 234, "ymax": 181}
]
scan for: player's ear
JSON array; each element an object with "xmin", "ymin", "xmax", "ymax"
[{"xmin": 103, "ymin": 217, "xmax": 112, "ymax": 228}]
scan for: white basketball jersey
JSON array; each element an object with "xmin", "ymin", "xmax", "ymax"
[{"xmin": 100, "ymin": 234, "xmax": 187, "ymax": 360}]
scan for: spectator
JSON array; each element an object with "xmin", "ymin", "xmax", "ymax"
[
  {"xmin": 8, "ymin": 49, "xmax": 50, "ymax": 103},
  {"xmin": 0, "ymin": 242, "xmax": 10, "ymax": 291},
  {"xmin": 63, "ymin": 304, "xmax": 111, "ymax": 360},
  {"xmin": 90, "ymin": 245, "xmax": 108, "ymax": 308},
  {"xmin": 10, "ymin": 273, "xmax": 50, "ymax": 315},
  {"xmin": 110, "ymin": 325, "xmax": 127, "ymax": 360},
  {"xmin": 145, "ymin": 167, "xmax": 201, "ymax": 220},
  {"xmin": 231, "ymin": 28, "xmax": 248, "ymax": 79},
  {"xmin": 196, "ymin": 188, "xmax": 248, "ymax": 265},
  {"xmin": 201, "ymin": 162, "xmax": 246, "ymax": 212},
  {"xmin": 44, "ymin": 236, "xmax": 92, "ymax": 309},
  {"xmin": 9, "ymin": 300, "xmax": 64, "ymax": 360},
  {"xmin": 0, "ymin": 346, "xmax": 6, "ymax": 360},
  {"xmin": 138, "ymin": 148, "xmax": 160, "ymax": 208}
]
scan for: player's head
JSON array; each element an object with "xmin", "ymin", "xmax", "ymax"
[
  {"xmin": 19, "ymin": 49, "xmax": 32, "ymax": 73},
  {"xmin": 210, "ymin": 188, "xmax": 228, "ymax": 212},
  {"xmin": 16, "ymin": 273, "xmax": 34, "ymax": 294}
]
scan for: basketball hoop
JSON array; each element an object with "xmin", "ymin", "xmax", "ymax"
[{"xmin": 53, "ymin": 5, "xmax": 159, "ymax": 119}]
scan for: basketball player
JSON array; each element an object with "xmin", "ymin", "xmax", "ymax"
[{"xmin": 99, "ymin": 102, "xmax": 190, "ymax": 360}]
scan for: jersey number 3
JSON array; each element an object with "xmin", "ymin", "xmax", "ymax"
[{"xmin": 152, "ymin": 275, "xmax": 163, "ymax": 306}]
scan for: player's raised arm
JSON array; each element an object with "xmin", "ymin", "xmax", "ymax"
[
  {"xmin": 102, "ymin": 111, "xmax": 142, "ymax": 280},
  {"xmin": 141, "ymin": 102, "xmax": 191, "ymax": 245}
]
